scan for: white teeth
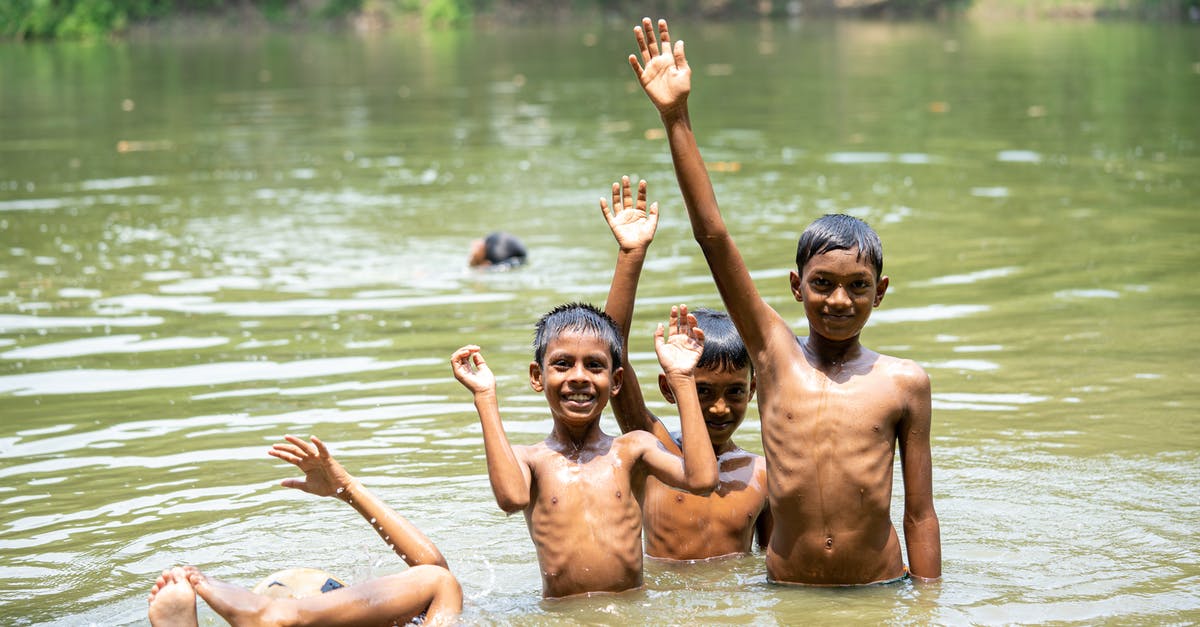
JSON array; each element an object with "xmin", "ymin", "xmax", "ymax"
[{"xmin": 566, "ymin": 394, "xmax": 591, "ymax": 401}]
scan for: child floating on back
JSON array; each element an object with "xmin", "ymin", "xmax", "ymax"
[
  {"xmin": 628, "ymin": 17, "xmax": 941, "ymax": 585},
  {"xmin": 450, "ymin": 301, "xmax": 718, "ymax": 597},
  {"xmin": 600, "ymin": 175, "xmax": 771, "ymax": 560},
  {"xmin": 147, "ymin": 435, "xmax": 461, "ymax": 626}
]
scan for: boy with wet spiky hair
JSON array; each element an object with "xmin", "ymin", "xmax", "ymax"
[
  {"xmin": 450, "ymin": 302, "xmax": 718, "ymax": 598},
  {"xmin": 600, "ymin": 175, "xmax": 771, "ymax": 561},
  {"xmin": 628, "ymin": 18, "xmax": 941, "ymax": 585}
]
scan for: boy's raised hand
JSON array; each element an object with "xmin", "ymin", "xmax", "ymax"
[
  {"xmin": 601, "ymin": 175, "xmax": 658, "ymax": 252},
  {"xmin": 269, "ymin": 435, "xmax": 355, "ymax": 498},
  {"xmin": 629, "ymin": 17, "xmax": 691, "ymax": 114},
  {"xmin": 654, "ymin": 304, "xmax": 704, "ymax": 376},
  {"xmin": 450, "ymin": 345, "xmax": 496, "ymax": 395}
]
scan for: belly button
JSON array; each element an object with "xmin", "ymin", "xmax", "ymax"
[
  {"xmin": 825, "ymin": 536, "xmax": 833, "ymax": 550},
  {"xmin": 615, "ymin": 490, "xmax": 622, "ymax": 499},
  {"xmin": 551, "ymin": 496, "xmax": 558, "ymax": 505}
]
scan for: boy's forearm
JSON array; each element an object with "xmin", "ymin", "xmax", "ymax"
[
  {"xmin": 605, "ymin": 248, "xmax": 654, "ymax": 434},
  {"xmin": 659, "ymin": 107, "xmax": 729, "ymax": 244},
  {"xmin": 904, "ymin": 513, "xmax": 942, "ymax": 580},
  {"xmin": 667, "ymin": 372, "xmax": 718, "ymax": 493},
  {"xmin": 475, "ymin": 392, "xmax": 531, "ymax": 512},
  {"xmin": 337, "ymin": 480, "xmax": 448, "ymax": 568}
]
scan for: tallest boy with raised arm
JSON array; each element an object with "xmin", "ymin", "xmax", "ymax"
[{"xmin": 628, "ymin": 18, "xmax": 940, "ymax": 585}]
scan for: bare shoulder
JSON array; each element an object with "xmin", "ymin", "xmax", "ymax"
[
  {"xmin": 615, "ymin": 429, "xmax": 662, "ymax": 452},
  {"xmin": 875, "ymin": 353, "xmax": 930, "ymax": 393}
]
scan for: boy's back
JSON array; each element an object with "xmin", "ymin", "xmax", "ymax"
[{"xmin": 628, "ymin": 18, "xmax": 941, "ymax": 584}]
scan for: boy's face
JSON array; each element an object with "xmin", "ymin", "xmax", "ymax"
[
  {"xmin": 660, "ymin": 365, "xmax": 755, "ymax": 447},
  {"xmin": 529, "ymin": 330, "xmax": 622, "ymax": 427},
  {"xmin": 789, "ymin": 248, "xmax": 888, "ymax": 342}
]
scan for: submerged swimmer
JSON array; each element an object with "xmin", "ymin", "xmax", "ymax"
[
  {"xmin": 468, "ymin": 231, "xmax": 527, "ymax": 269},
  {"xmin": 147, "ymin": 435, "xmax": 461, "ymax": 626}
]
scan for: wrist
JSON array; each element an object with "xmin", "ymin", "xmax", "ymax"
[
  {"xmin": 335, "ymin": 480, "xmax": 362, "ymax": 504},
  {"xmin": 658, "ymin": 100, "xmax": 690, "ymax": 123},
  {"xmin": 664, "ymin": 370, "xmax": 695, "ymax": 383}
]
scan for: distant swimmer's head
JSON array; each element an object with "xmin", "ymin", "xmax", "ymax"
[
  {"xmin": 794, "ymin": 214, "xmax": 883, "ymax": 279},
  {"xmin": 252, "ymin": 568, "xmax": 345, "ymax": 599},
  {"xmin": 469, "ymin": 231, "xmax": 527, "ymax": 269}
]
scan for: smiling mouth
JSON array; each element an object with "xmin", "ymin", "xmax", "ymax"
[{"xmin": 564, "ymin": 393, "xmax": 594, "ymax": 404}]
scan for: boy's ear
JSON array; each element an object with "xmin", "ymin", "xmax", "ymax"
[
  {"xmin": 611, "ymin": 366, "xmax": 624, "ymax": 397},
  {"xmin": 529, "ymin": 361, "xmax": 544, "ymax": 392},
  {"xmin": 874, "ymin": 275, "xmax": 889, "ymax": 307},
  {"xmin": 657, "ymin": 373, "xmax": 678, "ymax": 404},
  {"xmin": 790, "ymin": 270, "xmax": 803, "ymax": 302},
  {"xmin": 748, "ymin": 374, "xmax": 757, "ymax": 400}
]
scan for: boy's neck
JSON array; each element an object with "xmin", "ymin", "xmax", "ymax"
[
  {"xmin": 801, "ymin": 332, "xmax": 863, "ymax": 370},
  {"xmin": 550, "ymin": 420, "xmax": 605, "ymax": 451}
]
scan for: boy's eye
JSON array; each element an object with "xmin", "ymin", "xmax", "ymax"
[
  {"xmin": 727, "ymin": 387, "xmax": 746, "ymax": 399},
  {"xmin": 811, "ymin": 277, "xmax": 831, "ymax": 288},
  {"xmin": 852, "ymin": 280, "xmax": 870, "ymax": 290}
]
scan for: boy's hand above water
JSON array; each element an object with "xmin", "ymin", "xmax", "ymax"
[
  {"xmin": 270, "ymin": 434, "xmax": 355, "ymax": 498},
  {"xmin": 450, "ymin": 345, "xmax": 496, "ymax": 396},
  {"xmin": 601, "ymin": 175, "xmax": 658, "ymax": 253},
  {"xmin": 629, "ymin": 17, "xmax": 691, "ymax": 115},
  {"xmin": 654, "ymin": 304, "xmax": 704, "ymax": 377}
]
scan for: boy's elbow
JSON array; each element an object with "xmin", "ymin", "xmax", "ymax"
[
  {"xmin": 495, "ymin": 495, "xmax": 528, "ymax": 514},
  {"xmin": 686, "ymin": 471, "xmax": 719, "ymax": 495}
]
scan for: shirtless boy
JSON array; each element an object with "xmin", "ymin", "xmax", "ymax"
[
  {"xmin": 449, "ymin": 302, "xmax": 718, "ymax": 597},
  {"xmin": 600, "ymin": 175, "xmax": 771, "ymax": 561},
  {"xmin": 628, "ymin": 18, "xmax": 941, "ymax": 585},
  {"xmin": 147, "ymin": 435, "xmax": 462, "ymax": 626}
]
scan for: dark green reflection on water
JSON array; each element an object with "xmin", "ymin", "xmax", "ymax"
[{"xmin": 0, "ymin": 19, "xmax": 1197, "ymax": 624}]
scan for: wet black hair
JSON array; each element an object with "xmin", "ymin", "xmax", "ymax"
[
  {"xmin": 533, "ymin": 303, "xmax": 623, "ymax": 370},
  {"xmin": 795, "ymin": 214, "xmax": 883, "ymax": 278},
  {"xmin": 484, "ymin": 232, "xmax": 527, "ymax": 268},
  {"xmin": 691, "ymin": 308, "xmax": 752, "ymax": 375}
]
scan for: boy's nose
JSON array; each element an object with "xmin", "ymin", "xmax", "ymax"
[
  {"xmin": 709, "ymin": 397, "xmax": 729, "ymax": 415},
  {"xmin": 829, "ymin": 285, "xmax": 852, "ymax": 307}
]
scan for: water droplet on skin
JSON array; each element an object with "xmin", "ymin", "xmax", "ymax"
[
  {"xmin": 336, "ymin": 487, "xmax": 344, "ymax": 494},
  {"xmin": 369, "ymin": 517, "xmax": 376, "ymax": 523}
]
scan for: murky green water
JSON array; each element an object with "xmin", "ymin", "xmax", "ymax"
[{"xmin": 1, "ymin": 18, "xmax": 1198, "ymax": 625}]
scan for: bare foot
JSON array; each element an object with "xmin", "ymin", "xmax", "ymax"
[
  {"xmin": 147, "ymin": 567, "xmax": 198, "ymax": 627},
  {"xmin": 183, "ymin": 565, "xmax": 281, "ymax": 625}
]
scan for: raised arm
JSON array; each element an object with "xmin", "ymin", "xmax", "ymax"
[
  {"xmin": 896, "ymin": 364, "xmax": 942, "ymax": 581},
  {"xmin": 638, "ymin": 305, "xmax": 718, "ymax": 493},
  {"xmin": 629, "ymin": 17, "xmax": 784, "ymax": 359},
  {"xmin": 601, "ymin": 176, "xmax": 677, "ymax": 446},
  {"xmin": 450, "ymin": 345, "xmax": 532, "ymax": 514},
  {"xmin": 268, "ymin": 435, "xmax": 448, "ymax": 568}
]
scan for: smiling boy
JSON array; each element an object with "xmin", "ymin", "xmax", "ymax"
[
  {"xmin": 601, "ymin": 176, "xmax": 771, "ymax": 561},
  {"xmin": 450, "ymin": 302, "xmax": 718, "ymax": 598},
  {"xmin": 628, "ymin": 18, "xmax": 941, "ymax": 585}
]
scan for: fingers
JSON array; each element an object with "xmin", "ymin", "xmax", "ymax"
[
  {"xmin": 621, "ymin": 175, "xmax": 633, "ymax": 210},
  {"xmin": 311, "ymin": 435, "xmax": 331, "ymax": 458},
  {"xmin": 637, "ymin": 17, "xmax": 655, "ymax": 62},
  {"xmin": 611, "ymin": 181, "xmax": 621, "ymax": 214},
  {"xmin": 658, "ymin": 18, "xmax": 671, "ymax": 51},
  {"xmin": 673, "ymin": 39, "xmax": 687, "ymax": 69},
  {"xmin": 635, "ymin": 179, "xmax": 647, "ymax": 213}
]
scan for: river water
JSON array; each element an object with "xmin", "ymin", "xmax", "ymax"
[{"xmin": 0, "ymin": 17, "xmax": 1197, "ymax": 625}]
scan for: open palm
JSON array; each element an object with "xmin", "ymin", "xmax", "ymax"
[
  {"xmin": 629, "ymin": 18, "xmax": 692, "ymax": 113},
  {"xmin": 602, "ymin": 176, "xmax": 658, "ymax": 251}
]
